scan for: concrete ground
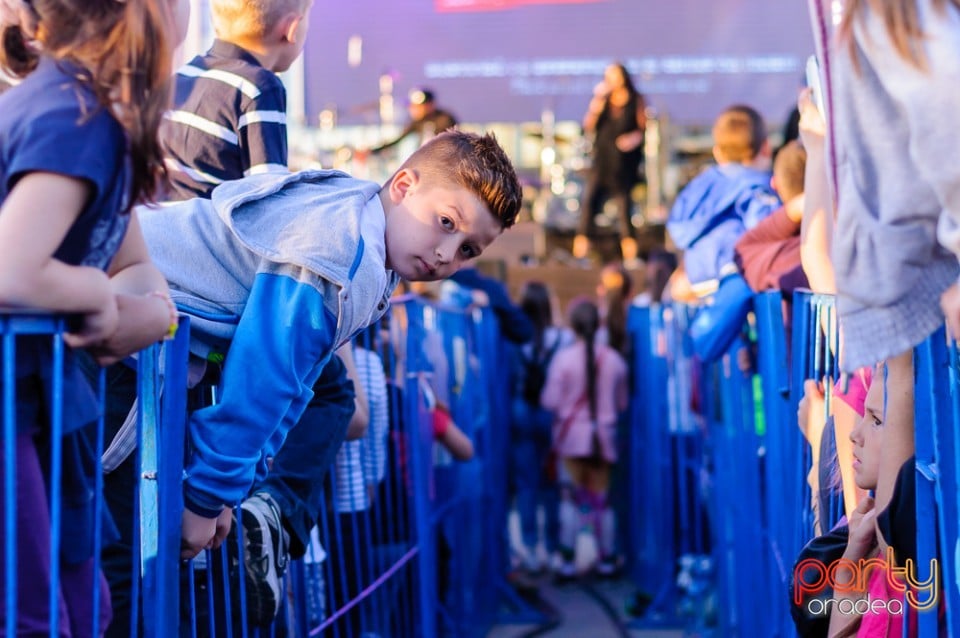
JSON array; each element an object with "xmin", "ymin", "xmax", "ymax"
[
  {"xmin": 488, "ymin": 511, "xmax": 687, "ymax": 638},
  {"xmin": 486, "ymin": 573, "xmax": 684, "ymax": 638}
]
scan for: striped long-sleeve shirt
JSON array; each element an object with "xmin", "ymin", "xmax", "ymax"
[
  {"xmin": 334, "ymin": 346, "xmax": 389, "ymax": 513},
  {"xmin": 160, "ymin": 39, "xmax": 288, "ymax": 200}
]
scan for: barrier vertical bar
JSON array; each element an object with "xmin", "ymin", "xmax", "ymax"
[
  {"xmin": 92, "ymin": 368, "xmax": 106, "ymax": 638},
  {"xmin": 790, "ymin": 292, "xmax": 815, "ymax": 564},
  {"xmin": 404, "ymin": 300, "xmax": 437, "ymax": 638},
  {"xmin": 2, "ymin": 321, "xmax": 16, "ymax": 638},
  {"xmin": 913, "ymin": 349, "xmax": 938, "ymax": 637},
  {"xmin": 753, "ymin": 291, "xmax": 799, "ymax": 638},
  {"xmin": 138, "ymin": 343, "xmax": 161, "ymax": 637},
  {"xmin": 157, "ymin": 318, "xmax": 189, "ymax": 638},
  {"xmin": 915, "ymin": 331, "xmax": 956, "ymax": 635},
  {"xmin": 626, "ymin": 304, "xmax": 677, "ymax": 627},
  {"xmin": 48, "ymin": 320, "xmax": 65, "ymax": 638}
]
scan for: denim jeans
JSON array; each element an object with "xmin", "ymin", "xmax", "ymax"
[
  {"xmin": 261, "ymin": 353, "xmax": 354, "ymax": 559},
  {"xmin": 510, "ymin": 430, "xmax": 559, "ymax": 553}
]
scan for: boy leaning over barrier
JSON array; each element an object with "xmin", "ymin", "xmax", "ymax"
[{"xmin": 139, "ymin": 129, "xmax": 521, "ymax": 612}]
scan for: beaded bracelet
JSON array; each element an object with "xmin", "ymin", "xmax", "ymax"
[{"xmin": 148, "ymin": 290, "xmax": 179, "ymax": 341}]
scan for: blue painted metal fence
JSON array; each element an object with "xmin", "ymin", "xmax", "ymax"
[
  {"xmin": 1, "ymin": 313, "xmax": 190, "ymax": 638},
  {"xmin": 1, "ymin": 295, "xmax": 515, "ymax": 638},
  {"xmin": 628, "ymin": 291, "xmax": 960, "ymax": 636}
]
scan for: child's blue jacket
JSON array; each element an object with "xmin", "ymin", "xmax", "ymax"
[
  {"xmin": 139, "ymin": 169, "xmax": 399, "ymax": 516},
  {"xmin": 666, "ymin": 164, "xmax": 780, "ymax": 292}
]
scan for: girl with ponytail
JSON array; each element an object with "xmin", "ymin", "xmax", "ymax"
[
  {"xmin": 0, "ymin": 0, "xmax": 187, "ymax": 634},
  {"xmin": 540, "ymin": 297, "xmax": 628, "ymax": 577}
]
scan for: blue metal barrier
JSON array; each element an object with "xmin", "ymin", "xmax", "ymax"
[
  {"xmin": 138, "ymin": 318, "xmax": 191, "ymax": 638},
  {"xmin": 1, "ymin": 313, "xmax": 191, "ymax": 638},
  {"xmin": 2, "ymin": 313, "xmax": 73, "ymax": 638},
  {"xmin": 2, "ymin": 295, "xmax": 518, "ymax": 638},
  {"xmin": 754, "ymin": 291, "xmax": 806, "ymax": 638},
  {"xmin": 398, "ymin": 296, "xmax": 510, "ymax": 638},
  {"xmin": 627, "ymin": 304, "xmax": 711, "ymax": 631},
  {"xmin": 914, "ymin": 328, "xmax": 960, "ymax": 637},
  {"xmin": 626, "ymin": 305, "xmax": 671, "ymax": 603},
  {"xmin": 631, "ymin": 289, "xmax": 960, "ymax": 637}
]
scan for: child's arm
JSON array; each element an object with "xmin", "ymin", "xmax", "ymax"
[
  {"xmin": 86, "ymin": 210, "xmax": 175, "ymax": 364},
  {"xmin": 338, "ymin": 343, "xmax": 369, "ymax": 441},
  {"xmin": 239, "ymin": 85, "xmax": 288, "ymax": 175},
  {"xmin": 734, "ymin": 207, "xmax": 802, "ymax": 291},
  {"xmin": 539, "ymin": 353, "xmax": 568, "ymax": 413},
  {"xmin": 181, "ymin": 267, "xmax": 339, "ymax": 525},
  {"xmin": 797, "ymin": 88, "xmax": 836, "ymax": 294},
  {"xmin": 614, "ymin": 354, "xmax": 629, "ymax": 413},
  {"xmin": 433, "ymin": 404, "xmax": 474, "ymax": 461},
  {"xmin": 582, "ymin": 82, "xmax": 608, "ymax": 132},
  {"xmin": 0, "ymin": 172, "xmax": 118, "ymax": 342}
]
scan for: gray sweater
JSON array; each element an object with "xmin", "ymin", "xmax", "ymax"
[{"xmin": 831, "ymin": 0, "xmax": 960, "ymax": 371}]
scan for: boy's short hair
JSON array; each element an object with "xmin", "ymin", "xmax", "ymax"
[
  {"xmin": 211, "ymin": 0, "xmax": 308, "ymax": 38},
  {"xmin": 772, "ymin": 140, "xmax": 807, "ymax": 201},
  {"xmin": 397, "ymin": 130, "xmax": 523, "ymax": 230},
  {"xmin": 712, "ymin": 104, "xmax": 766, "ymax": 164}
]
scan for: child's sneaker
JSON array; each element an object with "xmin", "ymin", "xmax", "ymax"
[{"xmin": 238, "ymin": 492, "xmax": 290, "ymax": 626}]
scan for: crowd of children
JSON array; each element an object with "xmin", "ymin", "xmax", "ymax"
[{"xmin": 0, "ymin": 0, "xmax": 523, "ymax": 633}]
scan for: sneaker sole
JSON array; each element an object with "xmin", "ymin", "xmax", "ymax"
[{"xmin": 240, "ymin": 504, "xmax": 282, "ymax": 626}]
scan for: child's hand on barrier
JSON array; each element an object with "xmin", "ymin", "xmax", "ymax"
[
  {"xmin": 63, "ymin": 297, "xmax": 120, "ymax": 351},
  {"xmin": 797, "ymin": 87, "xmax": 826, "ymax": 145},
  {"xmin": 85, "ymin": 293, "xmax": 174, "ymax": 365},
  {"xmin": 180, "ymin": 508, "xmax": 219, "ymax": 560},
  {"xmin": 211, "ymin": 507, "xmax": 233, "ymax": 550},
  {"xmin": 797, "ymin": 379, "xmax": 825, "ymax": 443},
  {"xmin": 940, "ymin": 282, "xmax": 960, "ymax": 341}
]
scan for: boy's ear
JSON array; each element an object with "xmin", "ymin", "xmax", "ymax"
[
  {"xmin": 388, "ymin": 168, "xmax": 419, "ymax": 203},
  {"xmin": 711, "ymin": 145, "xmax": 724, "ymax": 164},
  {"xmin": 280, "ymin": 13, "xmax": 303, "ymax": 43}
]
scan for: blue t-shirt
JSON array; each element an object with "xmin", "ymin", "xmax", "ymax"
[
  {"xmin": 0, "ymin": 57, "xmax": 132, "ymax": 435},
  {"xmin": 0, "ymin": 57, "xmax": 131, "ymax": 269}
]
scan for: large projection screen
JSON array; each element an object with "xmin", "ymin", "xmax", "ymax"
[{"xmin": 303, "ymin": 0, "xmax": 815, "ymax": 129}]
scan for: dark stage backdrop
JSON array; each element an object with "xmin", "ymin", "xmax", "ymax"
[{"xmin": 303, "ymin": 0, "xmax": 813, "ymax": 128}]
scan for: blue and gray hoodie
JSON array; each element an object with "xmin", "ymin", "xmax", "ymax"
[
  {"xmin": 138, "ymin": 169, "xmax": 400, "ymax": 516},
  {"xmin": 666, "ymin": 163, "xmax": 780, "ymax": 295}
]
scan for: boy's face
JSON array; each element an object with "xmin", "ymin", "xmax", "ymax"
[{"xmin": 384, "ymin": 169, "xmax": 502, "ymax": 282}]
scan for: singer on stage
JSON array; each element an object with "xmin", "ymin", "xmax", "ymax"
[{"xmin": 573, "ymin": 62, "xmax": 647, "ymax": 263}]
